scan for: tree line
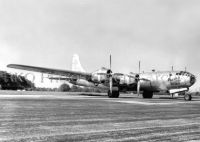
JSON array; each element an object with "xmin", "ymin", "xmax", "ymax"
[
  {"xmin": 0, "ymin": 71, "xmax": 35, "ymax": 90},
  {"xmin": 58, "ymin": 83, "xmax": 106, "ymax": 93},
  {"xmin": 0, "ymin": 71, "xmax": 105, "ymax": 93},
  {"xmin": 35, "ymin": 83, "xmax": 106, "ymax": 93}
]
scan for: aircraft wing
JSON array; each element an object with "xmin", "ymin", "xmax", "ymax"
[{"xmin": 7, "ymin": 64, "xmax": 91, "ymax": 80}]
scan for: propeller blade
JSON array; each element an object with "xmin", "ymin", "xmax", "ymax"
[
  {"xmin": 110, "ymin": 54, "xmax": 112, "ymax": 70},
  {"xmin": 108, "ymin": 54, "xmax": 112, "ymax": 94},
  {"xmin": 139, "ymin": 61, "xmax": 141, "ymax": 74},
  {"xmin": 137, "ymin": 80, "xmax": 140, "ymax": 96},
  {"xmin": 109, "ymin": 77, "xmax": 113, "ymax": 94}
]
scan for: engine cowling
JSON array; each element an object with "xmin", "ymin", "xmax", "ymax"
[
  {"xmin": 91, "ymin": 67, "xmax": 109, "ymax": 83},
  {"xmin": 91, "ymin": 73, "xmax": 107, "ymax": 83}
]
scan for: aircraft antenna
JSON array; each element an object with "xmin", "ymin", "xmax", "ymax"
[
  {"xmin": 172, "ymin": 66, "xmax": 173, "ymax": 71},
  {"xmin": 110, "ymin": 54, "xmax": 111, "ymax": 70},
  {"xmin": 185, "ymin": 67, "xmax": 187, "ymax": 72}
]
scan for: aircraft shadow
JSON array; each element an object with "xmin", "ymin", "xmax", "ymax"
[
  {"xmin": 78, "ymin": 93, "xmax": 107, "ymax": 97},
  {"xmin": 77, "ymin": 93, "xmax": 200, "ymax": 101}
]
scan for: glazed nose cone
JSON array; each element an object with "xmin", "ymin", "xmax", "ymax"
[{"xmin": 190, "ymin": 74, "xmax": 196, "ymax": 85}]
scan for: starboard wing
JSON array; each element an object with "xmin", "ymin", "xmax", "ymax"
[{"xmin": 7, "ymin": 64, "xmax": 91, "ymax": 80}]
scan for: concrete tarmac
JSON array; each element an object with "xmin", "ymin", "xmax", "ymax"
[{"xmin": 0, "ymin": 91, "xmax": 200, "ymax": 142}]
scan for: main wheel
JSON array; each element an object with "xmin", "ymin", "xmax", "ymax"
[
  {"xmin": 108, "ymin": 90, "xmax": 113, "ymax": 98},
  {"xmin": 142, "ymin": 91, "xmax": 153, "ymax": 98},
  {"xmin": 184, "ymin": 94, "xmax": 192, "ymax": 101},
  {"xmin": 108, "ymin": 90, "xmax": 120, "ymax": 98},
  {"xmin": 113, "ymin": 91, "xmax": 119, "ymax": 98}
]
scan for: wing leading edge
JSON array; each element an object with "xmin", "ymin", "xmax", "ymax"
[{"xmin": 7, "ymin": 64, "xmax": 91, "ymax": 80}]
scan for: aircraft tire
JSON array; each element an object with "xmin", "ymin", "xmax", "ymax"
[
  {"xmin": 184, "ymin": 94, "xmax": 192, "ymax": 101},
  {"xmin": 108, "ymin": 90, "xmax": 113, "ymax": 98},
  {"xmin": 113, "ymin": 91, "xmax": 119, "ymax": 98},
  {"xmin": 108, "ymin": 90, "xmax": 119, "ymax": 98},
  {"xmin": 142, "ymin": 91, "xmax": 153, "ymax": 98}
]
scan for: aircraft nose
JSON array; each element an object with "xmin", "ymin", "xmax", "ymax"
[{"xmin": 190, "ymin": 74, "xmax": 196, "ymax": 85}]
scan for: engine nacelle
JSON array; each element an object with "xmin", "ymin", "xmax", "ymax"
[
  {"xmin": 91, "ymin": 73, "xmax": 107, "ymax": 83},
  {"xmin": 91, "ymin": 67, "xmax": 110, "ymax": 83},
  {"xmin": 70, "ymin": 79, "xmax": 108, "ymax": 89}
]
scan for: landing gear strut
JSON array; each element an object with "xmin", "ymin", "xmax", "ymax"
[
  {"xmin": 171, "ymin": 92, "xmax": 192, "ymax": 101},
  {"xmin": 142, "ymin": 91, "xmax": 153, "ymax": 98},
  {"xmin": 108, "ymin": 90, "xmax": 120, "ymax": 98}
]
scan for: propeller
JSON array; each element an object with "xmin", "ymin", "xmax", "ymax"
[
  {"xmin": 136, "ymin": 61, "xmax": 141, "ymax": 96},
  {"xmin": 107, "ymin": 54, "xmax": 113, "ymax": 94},
  {"xmin": 137, "ymin": 78, "xmax": 140, "ymax": 96}
]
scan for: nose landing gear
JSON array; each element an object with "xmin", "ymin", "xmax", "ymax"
[{"xmin": 171, "ymin": 92, "xmax": 192, "ymax": 101}]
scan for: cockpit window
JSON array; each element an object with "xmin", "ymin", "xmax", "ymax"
[{"xmin": 179, "ymin": 71, "xmax": 191, "ymax": 76}]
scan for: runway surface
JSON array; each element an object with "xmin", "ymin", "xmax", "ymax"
[{"xmin": 0, "ymin": 91, "xmax": 200, "ymax": 142}]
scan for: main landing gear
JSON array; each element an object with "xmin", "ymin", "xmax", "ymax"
[
  {"xmin": 107, "ymin": 90, "xmax": 120, "ymax": 98},
  {"xmin": 142, "ymin": 91, "xmax": 153, "ymax": 98}
]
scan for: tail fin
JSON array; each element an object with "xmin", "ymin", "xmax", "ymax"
[{"xmin": 71, "ymin": 54, "xmax": 86, "ymax": 72}]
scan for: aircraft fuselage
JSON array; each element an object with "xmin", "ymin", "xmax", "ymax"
[
  {"xmin": 74, "ymin": 70, "xmax": 196, "ymax": 94},
  {"xmin": 139, "ymin": 71, "xmax": 195, "ymax": 92}
]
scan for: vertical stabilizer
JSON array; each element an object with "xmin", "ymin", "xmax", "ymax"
[{"xmin": 71, "ymin": 54, "xmax": 86, "ymax": 72}]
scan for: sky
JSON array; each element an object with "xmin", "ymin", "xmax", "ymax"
[{"xmin": 0, "ymin": 0, "xmax": 200, "ymax": 90}]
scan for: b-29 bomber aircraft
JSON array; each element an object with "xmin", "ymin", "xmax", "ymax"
[{"xmin": 7, "ymin": 54, "xmax": 196, "ymax": 101}]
